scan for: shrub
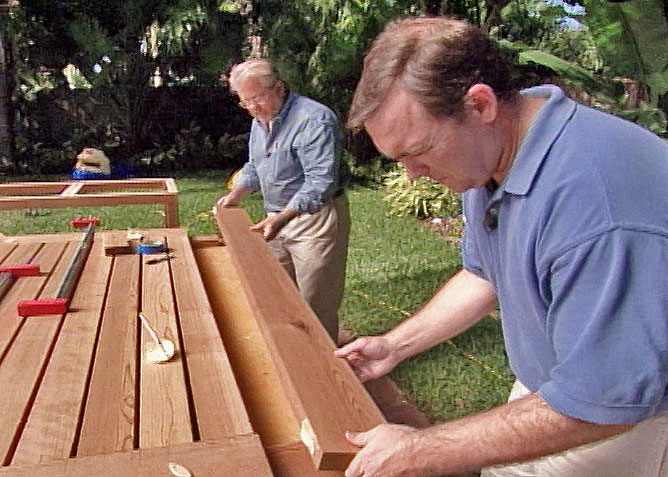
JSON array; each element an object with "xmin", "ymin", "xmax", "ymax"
[
  {"xmin": 345, "ymin": 153, "xmax": 394, "ymax": 186},
  {"xmin": 383, "ymin": 166, "xmax": 462, "ymax": 219}
]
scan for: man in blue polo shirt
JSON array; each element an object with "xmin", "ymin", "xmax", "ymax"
[
  {"xmin": 335, "ymin": 16, "xmax": 668, "ymax": 477},
  {"xmin": 218, "ymin": 59, "xmax": 349, "ymax": 342}
]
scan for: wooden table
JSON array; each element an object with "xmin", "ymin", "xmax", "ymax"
[
  {"xmin": 0, "ymin": 179, "xmax": 180, "ymax": 227},
  {"xmin": 0, "ymin": 228, "xmax": 271, "ymax": 475},
  {"xmin": 0, "ymin": 217, "xmax": 385, "ymax": 476}
]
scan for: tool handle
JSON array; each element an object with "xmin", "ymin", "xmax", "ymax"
[
  {"xmin": 138, "ymin": 312, "xmax": 164, "ymax": 348},
  {"xmin": 17, "ymin": 298, "xmax": 69, "ymax": 317}
]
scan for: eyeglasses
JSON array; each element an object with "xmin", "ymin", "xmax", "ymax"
[{"xmin": 237, "ymin": 82, "xmax": 279, "ymax": 109}]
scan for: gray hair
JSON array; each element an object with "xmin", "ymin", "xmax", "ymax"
[{"xmin": 228, "ymin": 59, "xmax": 281, "ymax": 93}]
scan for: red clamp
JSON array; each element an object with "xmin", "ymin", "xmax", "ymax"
[
  {"xmin": 70, "ymin": 217, "xmax": 100, "ymax": 228},
  {"xmin": 17, "ymin": 298, "xmax": 69, "ymax": 317},
  {"xmin": 0, "ymin": 264, "xmax": 41, "ymax": 276}
]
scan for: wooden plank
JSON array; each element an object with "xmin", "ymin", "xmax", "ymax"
[
  {"xmin": 265, "ymin": 442, "xmax": 344, "ymax": 477},
  {"xmin": 12, "ymin": 239, "xmax": 112, "ymax": 465},
  {"xmin": 163, "ymin": 196, "xmax": 180, "ymax": 227},
  {"xmin": 77, "ymin": 178, "xmax": 174, "ymax": 193},
  {"xmin": 61, "ymin": 183, "xmax": 84, "ymax": 197},
  {"xmin": 194, "ymin": 244, "xmax": 345, "ymax": 477},
  {"xmin": 1, "ymin": 437, "xmax": 273, "ymax": 476},
  {"xmin": 192, "ymin": 245, "xmax": 298, "ymax": 447},
  {"xmin": 167, "ymin": 231, "xmax": 253, "ymax": 440},
  {"xmin": 0, "ymin": 183, "xmax": 66, "ymax": 196},
  {"xmin": 214, "ymin": 207, "xmax": 386, "ymax": 470},
  {"xmin": 0, "ymin": 241, "xmax": 76, "ymax": 465},
  {"xmin": 76, "ymin": 253, "xmax": 139, "ymax": 457},
  {"xmin": 139, "ymin": 240, "xmax": 192, "ymax": 448},
  {"xmin": 0, "ymin": 192, "xmax": 177, "ymax": 209},
  {"xmin": 0, "ymin": 242, "xmax": 58, "ymax": 358}
]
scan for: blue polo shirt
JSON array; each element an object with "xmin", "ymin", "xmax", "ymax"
[
  {"xmin": 236, "ymin": 92, "xmax": 345, "ymax": 214},
  {"xmin": 462, "ymin": 85, "xmax": 668, "ymax": 425}
]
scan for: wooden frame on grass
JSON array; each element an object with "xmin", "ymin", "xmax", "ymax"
[{"xmin": 0, "ymin": 179, "xmax": 179, "ymax": 227}]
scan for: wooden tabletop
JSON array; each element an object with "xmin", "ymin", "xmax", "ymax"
[{"xmin": 0, "ymin": 228, "xmax": 271, "ymax": 476}]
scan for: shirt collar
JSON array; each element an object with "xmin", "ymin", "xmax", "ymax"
[
  {"xmin": 272, "ymin": 90, "xmax": 297, "ymax": 127},
  {"xmin": 496, "ymin": 85, "xmax": 577, "ymax": 198}
]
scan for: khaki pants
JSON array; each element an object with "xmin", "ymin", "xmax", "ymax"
[
  {"xmin": 482, "ymin": 381, "xmax": 668, "ymax": 477},
  {"xmin": 268, "ymin": 194, "xmax": 350, "ymax": 342}
]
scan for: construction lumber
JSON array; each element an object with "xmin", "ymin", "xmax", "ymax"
[
  {"xmin": 0, "ymin": 241, "xmax": 77, "ymax": 465},
  {"xmin": 167, "ymin": 232, "xmax": 253, "ymax": 440},
  {"xmin": 12, "ymin": 240, "xmax": 111, "ymax": 465},
  {"xmin": 0, "ymin": 179, "xmax": 179, "ymax": 227},
  {"xmin": 194, "ymin": 243, "xmax": 344, "ymax": 476},
  {"xmin": 214, "ymin": 206, "xmax": 386, "ymax": 470},
  {"xmin": 1, "ymin": 229, "xmax": 268, "ymax": 474},
  {"xmin": 1, "ymin": 437, "xmax": 272, "ymax": 476}
]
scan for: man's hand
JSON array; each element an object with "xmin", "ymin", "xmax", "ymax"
[
  {"xmin": 345, "ymin": 424, "xmax": 428, "ymax": 477},
  {"xmin": 250, "ymin": 214, "xmax": 286, "ymax": 241},
  {"xmin": 216, "ymin": 193, "xmax": 240, "ymax": 208},
  {"xmin": 334, "ymin": 336, "xmax": 401, "ymax": 382}
]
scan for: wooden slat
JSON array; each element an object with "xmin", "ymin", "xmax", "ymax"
[
  {"xmin": 1, "ymin": 437, "xmax": 273, "ymax": 476},
  {"xmin": 0, "ymin": 243, "xmax": 42, "ymax": 357},
  {"xmin": 61, "ymin": 183, "xmax": 84, "ymax": 197},
  {"xmin": 139, "ymin": 241, "xmax": 192, "ymax": 448},
  {"xmin": 0, "ymin": 179, "xmax": 179, "ymax": 227},
  {"xmin": 192, "ymin": 245, "xmax": 298, "ymax": 447},
  {"xmin": 193, "ymin": 244, "xmax": 344, "ymax": 477},
  {"xmin": 0, "ymin": 241, "xmax": 76, "ymax": 465},
  {"xmin": 214, "ymin": 207, "xmax": 385, "ymax": 470},
  {"xmin": 76, "ymin": 253, "xmax": 139, "ymax": 456},
  {"xmin": 167, "ymin": 231, "xmax": 253, "ymax": 440},
  {"xmin": 12, "ymin": 240, "xmax": 111, "ymax": 465},
  {"xmin": 0, "ymin": 183, "xmax": 66, "ymax": 196}
]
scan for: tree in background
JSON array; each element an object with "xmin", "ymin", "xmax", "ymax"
[{"xmin": 4, "ymin": 0, "xmax": 247, "ymax": 173}]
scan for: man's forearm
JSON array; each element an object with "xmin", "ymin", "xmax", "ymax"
[
  {"xmin": 385, "ymin": 269, "xmax": 498, "ymax": 361},
  {"xmin": 416, "ymin": 393, "xmax": 631, "ymax": 475}
]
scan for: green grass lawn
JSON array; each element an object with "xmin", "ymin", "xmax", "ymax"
[{"xmin": 0, "ymin": 171, "xmax": 513, "ymax": 423}]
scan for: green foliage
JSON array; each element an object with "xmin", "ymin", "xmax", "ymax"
[
  {"xmin": 614, "ymin": 107, "xmax": 667, "ymax": 137},
  {"xmin": 262, "ymin": 0, "xmax": 414, "ymax": 116},
  {"xmin": 138, "ymin": 126, "xmax": 247, "ymax": 171},
  {"xmin": 345, "ymin": 153, "xmax": 394, "ymax": 186},
  {"xmin": 383, "ymin": 166, "xmax": 462, "ymax": 220},
  {"xmin": 580, "ymin": 0, "xmax": 668, "ymax": 106}
]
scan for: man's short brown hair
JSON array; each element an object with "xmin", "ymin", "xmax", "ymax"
[{"xmin": 347, "ymin": 16, "xmax": 519, "ymax": 128}]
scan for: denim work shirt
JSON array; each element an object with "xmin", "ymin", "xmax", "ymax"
[{"xmin": 236, "ymin": 92, "xmax": 345, "ymax": 214}]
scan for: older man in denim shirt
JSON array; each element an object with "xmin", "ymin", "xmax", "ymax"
[{"xmin": 218, "ymin": 59, "xmax": 349, "ymax": 342}]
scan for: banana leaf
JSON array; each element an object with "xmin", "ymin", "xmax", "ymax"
[{"xmin": 581, "ymin": 0, "xmax": 668, "ymax": 105}]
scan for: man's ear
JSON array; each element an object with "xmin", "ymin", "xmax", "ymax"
[{"xmin": 463, "ymin": 83, "xmax": 498, "ymax": 123}]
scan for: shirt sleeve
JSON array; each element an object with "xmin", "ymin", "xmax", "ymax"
[
  {"xmin": 235, "ymin": 125, "xmax": 261, "ymax": 192},
  {"xmin": 236, "ymin": 160, "xmax": 261, "ymax": 192},
  {"xmin": 538, "ymin": 228, "xmax": 668, "ymax": 425},
  {"xmin": 461, "ymin": 193, "xmax": 490, "ymax": 281},
  {"xmin": 285, "ymin": 118, "xmax": 341, "ymax": 214}
]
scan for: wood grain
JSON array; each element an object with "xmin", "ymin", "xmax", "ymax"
[
  {"xmin": 76, "ymin": 252, "xmax": 139, "ymax": 456},
  {"xmin": 0, "ymin": 436, "xmax": 272, "ymax": 476},
  {"xmin": 0, "ymin": 242, "xmax": 43, "ymax": 357},
  {"xmin": 0, "ymin": 241, "xmax": 76, "ymax": 465},
  {"xmin": 12, "ymin": 240, "xmax": 111, "ymax": 465},
  {"xmin": 139, "ymin": 237, "xmax": 192, "ymax": 448},
  {"xmin": 0, "ymin": 179, "xmax": 179, "ymax": 227},
  {"xmin": 168, "ymin": 231, "xmax": 253, "ymax": 440},
  {"xmin": 214, "ymin": 206, "xmax": 385, "ymax": 470}
]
